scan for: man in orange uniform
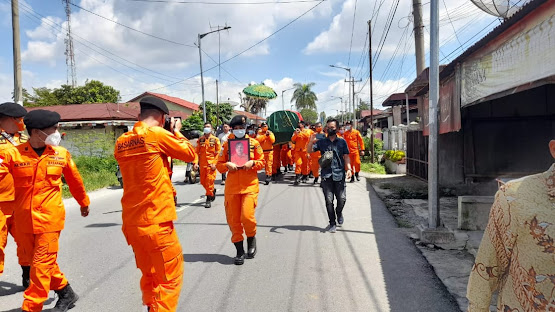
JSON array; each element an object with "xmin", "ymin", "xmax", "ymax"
[
  {"xmin": 343, "ymin": 121, "xmax": 365, "ymax": 182},
  {"xmin": 114, "ymin": 97, "xmax": 196, "ymax": 312},
  {"xmin": 291, "ymin": 121, "xmax": 311, "ymax": 185},
  {"xmin": 194, "ymin": 122, "xmax": 221, "ymax": 208},
  {"xmin": 271, "ymin": 143, "xmax": 281, "ymax": 181},
  {"xmin": 0, "ymin": 103, "xmax": 31, "ymax": 285},
  {"xmin": 217, "ymin": 115, "xmax": 265, "ymax": 265},
  {"xmin": 310, "ymin": 122, "xmax": 325, "ymax": 184},
  {"xmin": 0, "ymin": 110, "xmax": 90, "ymax": 312},
  {"xmin": 256, "ymin": 122, "xmax": 275, "ymax": 185}
]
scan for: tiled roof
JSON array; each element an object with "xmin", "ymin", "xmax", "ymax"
[
  {"xmin": 26, "ymin": 103, "xmax": 189, "ymax": 121},
  {"xmin": 360, "ymin": 109, "xmax": 386, "ymax": 118},
  {"xmin": 129, "ymin": 92, "xmax": 199, "ymax": 111},
  {"xmin": 233, "ymin": 110, "xmax": 266, "ymax": 121}
]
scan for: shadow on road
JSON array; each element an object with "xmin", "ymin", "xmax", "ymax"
[
  {"xmin": 0, "ymin": 281, "xmax": 23, "ymax": 296},
  {"xmin": 85, "ymin": 223, "xmax": 121, "ymax": 228},
  {"xmin": 174, "ymin": 222, "xmax": 374, "ymax": 235},
  {"xmin": 183, "ymin": 253, "xmax": 234, "ymax": 265},
  {"xmin": 366, "ymin": 180, "xmax": 461, "ymax": 312}
]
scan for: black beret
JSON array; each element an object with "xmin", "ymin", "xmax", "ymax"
[
  {"xmin": 260, "ymin": 122, "xmax": 267, "ymax": 127},
  {"xmin": 139, "ymin": 96, "xmax": 169, "ymax": 115},
  {"xmin": 229, "ymin": 115, "xmax": 247, "ymax": 128},
  {"xmin": 0, "ymin": 102, "xmax": 27, "ymax": 118},
  {"xmin": 24, "ymin": 109, "xmax": 60, "ymax": 129}
]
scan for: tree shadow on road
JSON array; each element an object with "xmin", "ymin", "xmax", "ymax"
[
  {"xmin": 85, "ymin": 223, "xmax": 121, "ymax": 228},
  {"xmin": 183, "ymin": 253, "xmax": 234, "ymax": 265}
]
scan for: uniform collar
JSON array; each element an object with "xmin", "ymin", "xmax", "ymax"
[{"xmin": 20, "ymin": 141, "xmax": 58, "ymax": 157}]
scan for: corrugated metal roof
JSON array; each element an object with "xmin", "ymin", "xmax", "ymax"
[{"xmin": 129, "ymin": 92, "xmax": 200, "ymax": 111}]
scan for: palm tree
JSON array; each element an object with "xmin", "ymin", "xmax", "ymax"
[
  {"xmin": 240, "ymin": 93, "xmax": 268, "ymax": 115},
  {"xmin": 291, "ymin": 82, "xmax": 318, "ymax": 111}
]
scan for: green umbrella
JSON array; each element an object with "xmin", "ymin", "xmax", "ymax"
[{"xmin": 242, "ymin": 83, "xmax": 277, "ymax": 100}]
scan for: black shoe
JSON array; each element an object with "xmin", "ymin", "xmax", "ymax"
[
  {"xmin": 283, "ymin": 166, "xmax": 287, "ymax": 173},
  {"xmin": 302, "ymin": 175, "xmax": 308, "ymax": 183},
  {"xmin": 309, "ymin": 172, "xmax": 314, "ymax": 179},
  {"xmin": 265, "ymin": 176, "xmax": 271, "ymax": 185},
  {"xmin": 233, "ymin": 241, "xmax": 245, "ymax": 265},
  {"xmin": 21, "ymin": 266, "xmax": 30, "ymax": 289},
  {"xmin": 246, "ymin": 236, "xmax": 257, "ymax": 259},
  {"xmin": 313, "ymin": 177, "xmax": 319, "ymax": 184},
  {"xmin": 294, "ymin": 174, "xmax": 300, "ymax": 185},
  {"xmin": 52, "ymin": 284, "xmax": 79, "ymax": 312},
  {"xmin": 350, "ymin": 176, "xmax": 355, "ymax": 183},
  {"xmin": 211, "ymin": 189, "xmax": 217, "ymax": 201},
  {"xmin": 271, "ymin": 174, "xmax": 276, "ymax": 182},
  {"xmin": 338, "ymin": 216, "xmax": 344, "ymax": 227},
  {"xmin": 205, "ymin": 199, "xmax": 211, "ymax": 208},
  {"xmin": 355, "ymin": 172, "xmax": 360, "ymax": 181}
]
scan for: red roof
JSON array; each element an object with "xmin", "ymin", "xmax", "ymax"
[
  {"xmin": 360, "ymin": 109, "xmax": 385, "ymax": 118},
  {"xmin": 129, "ymin": 92, "xmax": 199, "ymax": 111},
  {"xmin": 233, "ymin": 110, "xmax": 266, "ymax": 121},
  {"xmin": 26, "ymin": 103, "xmax": 189, "ymax": 122}
]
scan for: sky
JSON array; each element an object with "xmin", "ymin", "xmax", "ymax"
[{"xmin": 0, "ymin": 0, "xmax": 507, "ymax": 118}]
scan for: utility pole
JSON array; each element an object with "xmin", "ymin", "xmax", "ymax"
[
  {"xmin": 216, "ymin": 79, "xmax": 219, "ymax": 127},
  {"xmin": 368, "ymin": 20, "xmax": 374, "ymax": 162},
  {"xmin": 428, "ymin": 0, "xmax": 440, "ymax": 228},
  {"xmin": 345, "ymin": 78, "xmax": 361, "ymax": 127},
  {"xmin": 63, "ymin": 0, "xmax": 77, "ymax": 87},
  {"xmin": 11, "ymin": 0, "xmax": 22, "ymax": 105},
  {"xmin": 412, "ymin": 0, "xmax": 426, "ymax": 75}
]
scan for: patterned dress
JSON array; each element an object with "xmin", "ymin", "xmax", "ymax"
[{"xmin": 467, "ymin": 164, "xmax": 555, "ymax": 312}]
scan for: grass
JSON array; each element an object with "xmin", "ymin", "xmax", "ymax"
[
  {"xmin": 360, "ymin": 162, "xmax": 386, "ymax": 174},
  {"xmin": 62, "ymin": 156, "xmax": 119, "ymax": 198}
]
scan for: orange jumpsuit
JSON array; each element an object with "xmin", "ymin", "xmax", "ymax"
[
  {"xmin": 309, "ymin": 131, "xmax": 325, "ymax": 178},
  {"xmin": 0, "ymin": 142, "xmax": 89, "ymax": 312},
  {"xmin": 280, "ymin": 144, "xmax": 291, "ymax": 168},
  {"xmin": 256, "ymin": 129, "xmax": 275, "ymax": 176},
  {"xmin": 195, "ymin": 134, "xmax": 221, "ymax": 197},
  {"xmin": 271, "ymin": 144, "xmax": 281, "ymax": 175},
  {"xmin": 344, "ymin": 129, "xmax": 365, "ymax": 173},
  {"xmin": 291, "ymin": 129, "xmax": 311, "ymax": 175},
  {"xmin": 114, "ymin": 121, "xmax": 196, "ymax": 312},
  {"xmin": 216, "ymin": 135, "xmax": 265, "ymax": 243},
  {"xmin": 0, "ymin": 132, "xmax": 30, "ymax": 274}
]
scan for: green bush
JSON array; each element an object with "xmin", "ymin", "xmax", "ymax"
[
  {"xmin": 384, "ymin": 150, "xmax": 405, "ymax": 162},
  {"xmin": 73, "ymin": 156, "xmax": 118, "ymax": 173},
  {"xmin": 360, "ymin": 162, "xmax": 386, "ymax": 174},
  {"xmin": 62, "ymin": 156, "xmax": 119, "ymax": 198}
]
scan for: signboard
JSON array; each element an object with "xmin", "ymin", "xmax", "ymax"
[
  {"xmin": 422, "ymin": 76, "xmax": 461, "ymax": 136},
  {"xmin": 461, "ymin": 13, "xmax": 555, "ymax": 106}
]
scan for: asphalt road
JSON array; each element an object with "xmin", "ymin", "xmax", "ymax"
[{"xmin": 0, "ymin": 167, "xmax": 460, "ymax": 312}]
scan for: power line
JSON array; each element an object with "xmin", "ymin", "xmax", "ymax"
[
  {"xmin": 346, "ymin": 0, "xmax": 358, "ymax": 66},
  {"xmin": 441, "ymin": 0, "xmax": 464, "ymax": 48},
  {"xmin": 69, "ymin": 2, "xmax": 195, "ymax": 47},
  {"xmin": 129, "ymin": 0, "xmax": 324, "ymax": 4},
  {"xmin": 373, "ymin": 0, "xmax": 400, "ymax": 65},
  {"xmin": 199, "ymin": 47, "xmax": 244, "ymax": 84}
]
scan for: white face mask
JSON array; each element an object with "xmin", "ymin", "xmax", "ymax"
[
  {"xmin": 41, "ymin": 130, "xmax": 62, "ymax": 146},
  {"xmin": 345, "ymin": 126, "xmax": 351, "ymax": 131},
  {"xmin": 233, "ymin": 129, "xmax": 246, "ymax": 138},
  {"xmin": 203, "ymin": 127, "xmax": 212, "ymax": 134}
]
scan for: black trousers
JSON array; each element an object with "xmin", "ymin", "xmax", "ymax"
[{"xmin": 321, "ymin": 178, "xmax": 346, "ymax": 226}]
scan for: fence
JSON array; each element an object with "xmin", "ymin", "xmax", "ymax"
[
  {"xmin": 382, "ymin": 124, "xmax": 408, "ymax": 151},
  {"xmin": 406, "ymin": 130, "xmax": 428, "ymax": 181}
]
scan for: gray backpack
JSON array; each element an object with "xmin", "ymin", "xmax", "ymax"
[{"xmin": 319, "ymin": 150, "xmax": 334, "ymax": 169}]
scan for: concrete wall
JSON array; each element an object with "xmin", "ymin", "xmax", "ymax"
[{"xmin": 60, "ymin": 125, "xmax": 127, "ymax": 157}]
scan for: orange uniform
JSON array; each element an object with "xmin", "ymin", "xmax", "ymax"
[
  {"xmin": 0, "ymin": 132, "xmax": 30, "ymax": 274},
  {"xmin": 291, "ymin": 129, "xmax": 311, "ymax": 175},
  {"xmin": 280, "ymin": 144, "xmax": 291, "ymax": 168},
  {"xmin": 114, "ymin": 121, "xmax": 196, "ymax": 312},
  {"xmin": 216, "ymin": 135, "xmax": 265, "ymax": 243},
  {"xmin": 343, "ymin": 129, "xmax": 365, "ymax": 173},
  {"xmin": 310, "ymin": 131, "xmax": 325, "ymax": 178},
  {"xmin": 271, "ymin": 144, "xmax": 281, "ymax": 175},
  {"xmin": 0, "ymin": 142, "xmax": 89, "ymax": 312},
  {"xmin": 256, "ymin": 129, "xmax": 275, "ymax": 176},
  {"xmin": 195, "ymin": 134, "xmax": 221, "ymax": 197}
]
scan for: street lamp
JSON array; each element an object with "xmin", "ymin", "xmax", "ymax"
[
  {"xmin": 198, "ymin": 26, "xmax": 231, "ymax": 122},
  {"xmin": 329, "ymin": 64, "xmax": 352, "ymax": 122},
  {"xmin": 281, "ymin": 86, "xmax": 296, "ymax": 110},
  {"xmin": 331, "ymin": 96, "xmax": 344, "ymax": 124}
]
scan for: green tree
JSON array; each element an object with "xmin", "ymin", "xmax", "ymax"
[
  {"xmin": 291, "ymin": 82, "xmax": 318, "ymax": 110},
  {"xmin": 300, "ymin": 108, "xmax": 318, "ymax": 124},
  {"xmin": 240, "ymin": 95, "xmax": 268, "ymax": 115},
  {"xmin": 199, "ymin": 101, "xmax": 234, "ymax": 126},
  {"xmin": 181, "ymin": 112, "xmax": 204, "ymax": 131},
  {"xmin": 356, "ymin": 100, "xmax": 370, "ymax": 119},
  {"xmin": 23, "ymin": 80, "xmax": 120, "ymax": 107}
]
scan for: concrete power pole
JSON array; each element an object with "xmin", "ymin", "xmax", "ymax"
[
  {"xmin": 412, "ymin": 0, "xmax": 426, "ymax": 75},
  {"xmin": 428, "ymin": 0, "xmax": 440, "ymax": 228},
  {"xmin": 368, "ymin": 20, "xmax": 374, "ymax": 163},
  {"xmin": 11, "ymin": 0, "xmax": 22, "ymax": 105}
]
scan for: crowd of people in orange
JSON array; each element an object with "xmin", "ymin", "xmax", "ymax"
[{"xmin": 0, "ymin": 97, "xmax": 367, "ymax": 312}]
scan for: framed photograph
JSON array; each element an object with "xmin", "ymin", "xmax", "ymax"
[{"xmin": 229, "ymin": 138, "xmax": 250, "ymax": 167}]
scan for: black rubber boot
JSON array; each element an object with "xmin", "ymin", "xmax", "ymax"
[
  {"xmin": 313, "ymin": 177, "xmax": 319, "ymax": 184},
  {"xmin": 246, "ymin": 236, "xmax": 257, "ymax": 259},
  {"xmin": 233, "ymin": 241, "xmax": 245, "ymax": 265},
  {"xmin": 52, "ymin": 284, "xmax": 79, "ymax": 312},
  {"xmin": 308, "ymin": 172, "xmax": 314, "ymax": 179},
  {"xmin": 294, "ymin": 174, "xmax": 300, "ymax": 185},
  {"xmin": 271, "ymin": 174, "xmax": 276, "ymax": 182},
  {"xmin": 350, "ymin": 176, "xmax": 355, "ymax": 183},
  {"xmin": 283, "ymin": 166, "xmax": 287, "ymax": 173},
  {"xmin": 355, "ymin": 172, "xmax": 360, "ymax": 181},
  {"xmin": 265, "ymin": 176, "xmax": 271, "ymax": 185},
  {"xmin": 205, "ymin": 198, "xmax": 211, "ymax": 208},
  {"xmin": 302, "ymin": 175, "xmax": 308, "ymax": 183},
  {"xmin": 21, "ymin": 266, "xmax": 30, "ymax": 289},
  {"xmin": 211, "ymin": 189, "xmax": 217, "ymax": 202}
]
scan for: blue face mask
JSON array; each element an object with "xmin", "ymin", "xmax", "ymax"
[
  {"xmin": 248, "ymin": 130, "xmax": 255, "ymax": 136},
  {"xmin": 203, "ymin": 127, "xmax": 211, "ymax": 134},
  {"xmin": 233, "ymin": 129, "xmax": 246, "ymax": 138}
]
